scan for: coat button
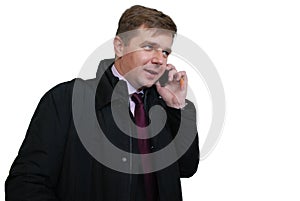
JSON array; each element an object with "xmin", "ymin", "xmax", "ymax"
[{"xmin": 122, "ymin": 157, "xmax": 127, "ymax": 162}]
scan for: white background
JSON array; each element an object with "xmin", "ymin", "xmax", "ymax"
[{"xmin": 1, "ymin": 0, "xmax": 300, "ymax": 200}]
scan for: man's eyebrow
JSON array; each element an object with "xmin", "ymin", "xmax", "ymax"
[{"xmin": 140, "ymin": 41, "xmax": 159, "ymax": 47}]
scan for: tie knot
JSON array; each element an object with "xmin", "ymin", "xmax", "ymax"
[{"xmin": 131, "ymin": 93, "xmax": 143, "ymax": 104}]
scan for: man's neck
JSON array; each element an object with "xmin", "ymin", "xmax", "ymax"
[{"xmin": 111, "ymin": 65, "xmax": 138, "ymax": 95}]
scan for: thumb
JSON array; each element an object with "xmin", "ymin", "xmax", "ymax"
[
  {"xmin": 156, "ymin": 81, "xmax": 166, "ymax": 98},
  {"xmin": 156, "ymin": 81, "xmax": 162, "ymax": 92}
]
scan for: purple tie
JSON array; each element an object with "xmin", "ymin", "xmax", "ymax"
[{"xmin": 131, "ymin": 93, "xmax": 158, "ymax": 201}]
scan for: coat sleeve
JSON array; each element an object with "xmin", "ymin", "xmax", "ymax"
[
  {"xmin": 5, "ymin": 82, "xmax": 73, "ymax": 201},
  {"xmin": 166, "ymin": 100, "xmax": 200, "ymax": 178}
]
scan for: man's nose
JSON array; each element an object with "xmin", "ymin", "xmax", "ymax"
[{"xmin": 151, "ymin": 50, "xmax": 164, "ymax": 65}]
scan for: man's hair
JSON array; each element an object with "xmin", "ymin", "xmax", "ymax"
[{"xmin": 116, "ymin": 5, "xmax": 177, "ymax": 40}]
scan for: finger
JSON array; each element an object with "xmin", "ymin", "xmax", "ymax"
[
  {"xmin": 176, "ymin": 71, "xmax": 187, "ymax": 90},
  {"xmin": 155, "ymin": 80, "xmax": 162, "ymax": 90},
  {"xmin": 156, "ymin": 81, "xmax": 174, "ymax": 102},
  {"xmin": 166, "ymin": 63, "xmax": 176, "ymax": 71},
  {"xmin": 166, "ymin": 64, "xmax": 178, "ymax": 81},
  {"xmin": 155, "ymin": 81, "xmax": 163, "ymax": 97},
  {"xmin": 173, "ymin": 71, "xmax": 186, "ymax": 82},
  {"xmin": 167, "ymin": 68, "xmax": 178, "ymax": 82}
]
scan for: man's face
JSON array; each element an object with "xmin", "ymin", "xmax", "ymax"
[{"xmin": 115, "ymin": 28, "xmax": 173, "ymax": 89}]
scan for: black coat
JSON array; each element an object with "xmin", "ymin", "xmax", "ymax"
[{"xmin": 5, "ymin": 59, "xmax": 199, "ymax": 201}]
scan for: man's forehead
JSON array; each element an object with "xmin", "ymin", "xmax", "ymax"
[
  {"xmin": 128, "ymin": 29, "xmax": 174, "ymax": 47},
  {"xmin": 137, "ymin": 28, "xmax": 173, "ymax": 38}
]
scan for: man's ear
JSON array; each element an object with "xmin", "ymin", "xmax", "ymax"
[{"xmin": 114, "ymin": 36, "xmax": 124, "ymax": 58}]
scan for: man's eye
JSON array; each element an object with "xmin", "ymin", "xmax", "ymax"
[
  {"xmin": 162, "ymin": 50, "xmax": 170, "ymax": 57},
  {"xmin": 143, "ymin": 45, "xmax": 153, "ymax": 50}
]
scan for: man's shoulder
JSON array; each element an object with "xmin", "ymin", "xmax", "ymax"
[
  {"xmin": 49, "ymin": 78, "xmax": 76, "ymax": 92},
  {"xmin": 33, "ymin": 79, "xmax": 76, "ymax": 112},
  {"xmin": 45, "ymin": 77, "xmax": 97, "ymax": 96},
  {"xmin": 42, "ymin": 79, "xmax": 76, "ymax": 100}
]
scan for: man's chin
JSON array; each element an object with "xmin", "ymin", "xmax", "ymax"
[{"xmin": 140, "ymin": 82, "xmax": 156, "ymax": 89}]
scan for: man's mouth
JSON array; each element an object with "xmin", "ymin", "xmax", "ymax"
[{"xmin": 144, "ymin": 69, "xmax": 159, "ymax": 75}]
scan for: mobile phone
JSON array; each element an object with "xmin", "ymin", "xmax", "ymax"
[{"xmin": 158, "ymin": 70, "xmax": 169, "ymax": 87}]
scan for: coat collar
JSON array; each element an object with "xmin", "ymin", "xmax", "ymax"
[{"xmin": 95, "ymin": 59, "xmax": 129, "ymax": 110}]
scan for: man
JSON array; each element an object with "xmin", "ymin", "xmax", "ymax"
[{"xmin": 6, "ymin": 5, "xmax": 199, "ymax": 201}]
